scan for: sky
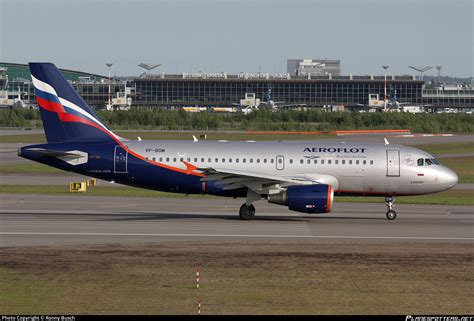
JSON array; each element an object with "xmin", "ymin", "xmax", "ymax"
[{"xmin": 0, "ymin": 0, "xmax": 472, "ymax": 77}]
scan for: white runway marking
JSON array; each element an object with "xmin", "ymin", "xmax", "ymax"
[{"xmin": 0, "ymin": 232, "xmax": 472, "ymax": 241}]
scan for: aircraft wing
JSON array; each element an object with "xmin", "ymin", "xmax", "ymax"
[
  {"xmin": 198, "ymin": 166, "xmax": 318, "ymax": 193},
  {"xmin": 274, "ymin": 103, "xmax": 306, "ymax": 108}
]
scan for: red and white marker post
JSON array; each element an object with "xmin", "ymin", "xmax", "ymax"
[{"xmin": 196, "ymin": 268, "xmax": 200, "ymax": 289}]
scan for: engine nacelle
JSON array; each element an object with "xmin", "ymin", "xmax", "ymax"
[{"xmin": 268, "ymin": 184, "xmax": 334, "ymax": 214}]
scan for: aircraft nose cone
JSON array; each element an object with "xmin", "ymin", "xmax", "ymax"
[{"xmin": 444, "ymin": 168, "xmax": 458, "ymax": 189}]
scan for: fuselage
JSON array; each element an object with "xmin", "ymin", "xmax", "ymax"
[{"xmin": 20, "ymin": 140, "xmax": 458, "ymax": 197}]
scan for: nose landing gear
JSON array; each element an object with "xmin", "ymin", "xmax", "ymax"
[{"xmin": 385, "ymin": 196, "xmax": 397, "ymax": 220}]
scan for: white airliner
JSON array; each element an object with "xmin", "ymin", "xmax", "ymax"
[{"xmin": 19, "ymin": 63, "xmax": 459, "ymax": 221}]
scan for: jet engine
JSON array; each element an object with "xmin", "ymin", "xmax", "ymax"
[{"xmin": 267, "ymin": 184, "xmax": 334, "ymax": 214}]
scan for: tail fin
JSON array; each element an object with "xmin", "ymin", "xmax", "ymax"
[{"xmin": 29, "ymin": 62, "xmax": 119, "ymax": 143}]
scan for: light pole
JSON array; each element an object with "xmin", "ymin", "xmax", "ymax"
[
  {"xmin": 106, "ymin": 63, "xmax": 113, "ymax": 108},
  {"xmin": 382, "ymin": 65, "xmax": 389, "ymax": 111},
  {"xmin": 408, "ymin": 66, "xmax": 433, "ymax": 81},
  {"xmin": 137, "ymin": 63, "xmax": 161, "ymax": 77}
]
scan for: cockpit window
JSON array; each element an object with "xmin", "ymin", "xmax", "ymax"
[
  {"xmin": 431, "ymin": 158, "xmax": 440, "ymax": 165},
  {"xmin": 425, "ymin": 158, "xmax": 433, "ymax": 166},
  {"xmin": 417, "ymin": 158, "xmax": 424, "ymax": 166}
]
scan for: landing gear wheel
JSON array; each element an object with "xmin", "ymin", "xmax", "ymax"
[
  {"xmin": 239, "ymin": 204, "xmax": 255, "ymax": 220},
  {"xmin": 386, "ymin": 210, "xmax": 397, "ymax": 220}
]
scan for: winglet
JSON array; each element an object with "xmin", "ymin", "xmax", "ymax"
[{"xmin": 384, "ymin": 138, "xmax": 390, "ymax": 145}]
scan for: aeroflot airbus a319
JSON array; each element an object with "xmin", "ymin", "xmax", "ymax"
[{"xmin": 19, "ymin": 63, "xmax": 459, "ymax": 220}]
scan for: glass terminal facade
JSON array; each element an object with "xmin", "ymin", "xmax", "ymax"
[{"xmin": 1, "ymin": 63, "xmax": 472, "ymax": 109}]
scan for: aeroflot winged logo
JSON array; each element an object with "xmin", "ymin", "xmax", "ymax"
[{"xmin": 304, "ymin": 147, "xmax": 367, "ymax": 153}]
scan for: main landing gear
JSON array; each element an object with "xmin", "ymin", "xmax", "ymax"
[
  {"xmin": 239, "ymin": 190, "xmax": 261, "ymax": 220},
  {"xmin": 239, "ymin": 204, "xmax": 255, "ymax": 220},
  {"xmin": 385, "ymin": 196, "xmax": 397, "ymax": 220}
]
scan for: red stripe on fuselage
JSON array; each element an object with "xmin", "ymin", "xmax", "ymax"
[{"xmin": 37, "ymin": 94, "xmax": 205, "ymax": 178}]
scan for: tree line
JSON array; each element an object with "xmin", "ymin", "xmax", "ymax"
[{"xmin": 1, "ymin": 108, "xmax": 473, "ymax": 133}]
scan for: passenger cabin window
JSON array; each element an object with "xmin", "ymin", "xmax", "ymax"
[
  {"xmin": 300, "ymin": 159, "xmax": 304, "ymax": 164},
  {"xmin": 215, "ymin": 158, "xmax": 218, "ymax": 163},
  {"xmin": 307, "ymin": 159, "xmax": 311, "ymax": 164},
  {"xmin": 335, "ymin": 160, "xmax": 338, "ymax": 165},
  {"xmin": 342, "ymin": 160, "xmax": 345, "ymax": 164},
  {"xmin": 289, "ymin": 159, "xmax": 293, "ymax": 164},
  {"xmin": 370, "ymin": 160, "xmax": 373, "ymax": 165},
  {"xmin": 321, "ymin": 160, "xmax": 325, "ymax": 164},
  {"xmin": 201, "ymin": 158, "xmax": 205, "ymax": 162},
  {"xmin": 208, "ymin": 158, "xmax": 212, "ymax": 162},
  {"xmin": 173, "ymin": 158, "xmax": 177, "ymax": 162},
  {"xmin": 271, "ymin": 159, "xmax": 275, "ymax": 164},
  {"xmin": 328, "ymin": 160, "xmax": 332, "ymax": 165},
  {"xmin": 314, "ymin": 159, "xmax": 317, "ymax": 164},
  {"xmin": 417, "ymin": 158, "xmax": 424, "ymax": 166}
]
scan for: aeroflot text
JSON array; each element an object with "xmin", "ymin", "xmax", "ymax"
[{"xmin": 304, "ymin": 147, "xmax": 367, "ymax": 153}]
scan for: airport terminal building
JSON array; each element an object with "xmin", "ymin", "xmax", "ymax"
[{"xmin": 1, "ymin": 62, "xmax": 472, "ymax": 110}]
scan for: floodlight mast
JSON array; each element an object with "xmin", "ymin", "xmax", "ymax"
[
  {"xmin": 106, "ymin": 63, "xmax": 113, "ymax": 108},
  {"xmin": 382, "ymin": 65, "xmax": 389, "ymax": 111},
  {"xmin": 408, "ymin": 66, "xmax": 433, "ymax": 81},
  {"xmin": 138, "ymin": 63, "xmax": 161, "ymax": 77}
]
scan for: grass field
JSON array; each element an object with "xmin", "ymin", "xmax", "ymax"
[
  {"xmin": 0, "ymin": 243, "xmax": 472, "ymax": 315},
  {"xmin": 0, "ymin": 185, "xmax": 472, "ymax": 205}
]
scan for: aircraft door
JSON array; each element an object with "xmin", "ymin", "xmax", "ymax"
[
  {"xmin": 386, "ymin": 150, "xmax": 400, "ymax": 177},
  {"xmin": 114, "ymin": 145, "xmax": 128, "ymax": 173},
  {"xmin": 276, "ymin": 155, "xmax": 285, "ymax": 170}
]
